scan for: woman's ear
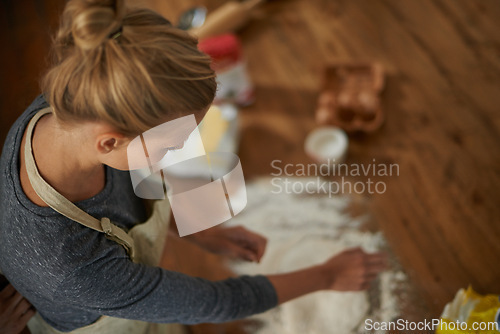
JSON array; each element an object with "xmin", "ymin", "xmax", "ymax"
[{"xmin": 96, "ymin": 133, "xmax": 128, "ymax": 154}]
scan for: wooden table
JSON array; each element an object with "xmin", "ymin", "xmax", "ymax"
[
  {"xmin": 1, "ymin": 0, "xmax": 499, "ymax": 333},
  {"xmin": 147, "ymin": 0, "xmax": 500, "ymax": 328}
]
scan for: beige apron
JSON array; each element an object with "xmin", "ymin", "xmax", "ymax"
[{"xmin": 23, "ymin": 108, "xmax": 186, "ymax": 334}]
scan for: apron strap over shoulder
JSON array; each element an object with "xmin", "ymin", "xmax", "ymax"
[{"xmin": 23, "ymin": 108, "xmax": 135, "ymax": 259}]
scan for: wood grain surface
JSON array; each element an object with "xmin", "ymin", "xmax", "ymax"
[{"xmin": 1, "ymin": 0, "xmax": 499, "ymax": 333}]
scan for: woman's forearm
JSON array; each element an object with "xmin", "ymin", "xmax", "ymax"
[{"xmin": 266, "ymin": 265, "xmax": 328, "ymax": 304}]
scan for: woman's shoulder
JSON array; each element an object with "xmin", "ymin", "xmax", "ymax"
[
  {"xmin": 2, "ymin": 95, "xmax": 48, "ymax": 151},
  {"xmin": 0, "ymin": 95, "xmax": 143, "ymax": 223}
]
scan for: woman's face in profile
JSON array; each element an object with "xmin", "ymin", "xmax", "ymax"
[{"xmin": 121, "ymin": 108, "xmax": 208, "ymax": 172}]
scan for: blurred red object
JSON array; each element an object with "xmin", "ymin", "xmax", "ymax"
[{"xmin": 199, "ymin": 34, "xmax": 254, "ymax": 106}]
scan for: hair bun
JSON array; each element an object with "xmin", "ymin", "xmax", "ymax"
[{"xmin": 67, "ymin": 0, "xmax": 125, "ymax": 51}]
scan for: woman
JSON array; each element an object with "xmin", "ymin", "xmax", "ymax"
[{"xmin": 0, "ymin": 0, "xmax": 387, "ymax": 333}]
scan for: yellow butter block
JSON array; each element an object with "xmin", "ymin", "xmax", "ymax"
[{"xmin": 199, "ymin": 105, "xmax": 229, "ymax": 153}]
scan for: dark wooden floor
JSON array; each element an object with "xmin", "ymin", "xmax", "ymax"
[{"xmin": 1, "ymin": 0, "xmax": 499, "ymax": 332}]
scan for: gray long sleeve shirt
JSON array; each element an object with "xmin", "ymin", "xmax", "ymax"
[{"xmin": 0, "ymin": 95, "xmax": 277, "ymax": 332}]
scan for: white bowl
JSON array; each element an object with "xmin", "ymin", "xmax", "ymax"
[{"xmin": 304, "ymin": 127, "xmax": 348, "ymax": 164}]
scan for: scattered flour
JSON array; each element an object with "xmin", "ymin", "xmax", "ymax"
[{"xmin": 225, "ymin": 177, "xmax": 406, "ymax": 334}]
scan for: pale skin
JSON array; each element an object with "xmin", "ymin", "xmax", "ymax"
[{"xmin": 18, "ymin": 108, "xmax": 388, "ymax": 310}]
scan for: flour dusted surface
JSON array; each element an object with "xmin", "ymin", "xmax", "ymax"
[{"xmin": 226, "ymin": 177, "xmax": 405, "ymax": 334}]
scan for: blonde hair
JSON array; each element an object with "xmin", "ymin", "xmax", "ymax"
[{"xmin": 42, "ymin": 0, "xmax": 216, "ymax": 136}]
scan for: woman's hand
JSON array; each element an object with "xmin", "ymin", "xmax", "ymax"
[
  {"xmin": 321, "ymin": 247, "xmax": 387, "ymax": 291},
  {"xmin": 187, "ymin": 226, "xmax": 267, "ymax": 262},
  {"xmin": 0, "ymin": 284, "xmax": 35, "ymax": 334},
  {"xmin": 267, "ymin": 247, "xmax": 388, "ymax": 304}
]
